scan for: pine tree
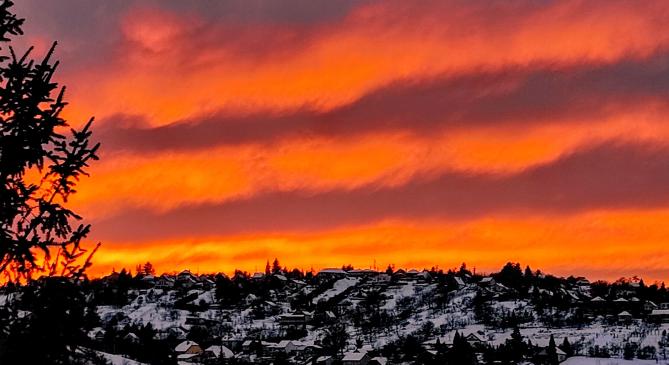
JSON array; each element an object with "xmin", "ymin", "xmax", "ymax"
[
  {"xmin": 272, "ymin": 258, "xmax": 281, "ymax": 274},
  {"xmin": 0, "ymin": 0, "xmax": 100, "ymax": 281},
  {"xmin": 142, "ymin": 261, "xmax": 155, "ymax": 276},
  {"xmin": 547, "ymin": 334, "xmax": 559, "ymax": 365},
  {"xmin": 561, "ymin": 337, "xmax": 573, "ymax": 357}
]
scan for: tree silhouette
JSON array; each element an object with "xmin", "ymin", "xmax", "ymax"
[{"xmin": 0, "ymin": 0, "xmax": 99, "ymax": 281}]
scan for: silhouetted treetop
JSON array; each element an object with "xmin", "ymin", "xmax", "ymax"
[{"xmin": 0, "ymin": 0, "xmax": 100, "ymax": 281}]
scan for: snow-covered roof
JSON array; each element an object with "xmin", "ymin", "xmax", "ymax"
[
  {"xmin": 480, "ymin": 277, "xmax": 494, "ymax": 283},
  {"xmin": 342, "ymin": 351, "xmax": 368, "ymax": 361},
  {"xmin": 205, "ymin": 345, "xmax": 234, "ymax": 358},
  {"xmin": 613, "ymin": 297, "xmax": 628, "ymax": 302},
  {"xmin": 372, "ymin": 357, "xmax": 388, "ymax": 365},
  {"xmin": 618, "ymin": 311, "xmax": 632, "ymax": 316},
  {"xmin": 651, "ymin": 309, "xmax": 669, "ymax": 316},
  {"xmin": 123, "ymin": 332, "xmax": 139, "ymax": 341},
  {"xmin": 590, "ymin": 296, "xmax": 605, "ymax": 302},
  {"xmin": 88, "ymin": 327, "xmax": 105, "ymax": 339},
  {"xmin": 177, "ymin": 353, "xmax": 198, "ymax": 360},
  {"xmin": 318, "ymin": 268, "xmax": 347, "ymax": 274},
  {"xmin": 175, "ymin": 340, "xmax": 199, "ymax": 352}
]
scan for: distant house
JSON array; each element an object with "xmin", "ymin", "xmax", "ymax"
[
  {"xmin": 278, "ymin": 313, "xmax": 309, "ymax": 331},
  {"xmin": 155, "ymin": 275, "xmax": 175, "ymax": 289},
  {"xmin": 590, "ymin": 296, "xmax": 606, "ymax": 303},
  {"xmin": 479, "ymin": 277, "xmax": 495, "ymax": 287},
  {"xmin": 252, "ymin": 272, "xmax": 265, "ymax": 280},
  {"xmin": 617, "ymin": 311, "xmax": 633, "ymax": 324},
  {"xmin": 140, "ymin": 275, "xmax": 155, "ymax": 286},
  {"xmin": 175, "ymin": 340, "xmax": 203, "ymax": 355},
  {"xmin": 318, "ymin": 268, "xmax": 349, "ymax": 278},
  {"xmin": 342, "ymin": 351, "xmax": 370, "ymax": 365},
  {"xmin": 464, "ymin": 333, "xmax": 484, "ymax": 346},
  {"xmin": 347, "ymin": 269, "xmax": 378, "ymax": 278},
  {"xmin": 650, "ymin": 309, "xmax": 669, "ymax": 323},
  {"xmin": 643, "ymin": 300, "xmax": 658, "ymax": 312},
  {"xmin": 87, "ymin": 327, "xmax": 105, "ymax": 342},
  {"xmin": 176, "ymin": 270, "xmax": 198, "ymax": 288},
  {"xmin": 204, "ymin": 345, "xmax": 234, "ymax": 359},
  {"xmin": 123, "ymin": 332, "xmax": 140, "ymax": 344},
  {"xmin": 454, "ymin": 276, "xmax": 466, "ymax": 288},
  {"xmin": 536, "ymin": 347, "xmax": 567, "ymax": 363}
]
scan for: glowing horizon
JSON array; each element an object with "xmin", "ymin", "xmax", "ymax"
[{"xmin": 15, "ymin": 0, "xmax": 669, "ymax": 283}]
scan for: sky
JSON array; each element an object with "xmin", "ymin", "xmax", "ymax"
[{"xmin": 12, "ymin": 0, "xmax": 669, "ymax": 282}]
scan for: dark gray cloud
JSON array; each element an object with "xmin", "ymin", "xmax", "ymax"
[
  {"xmin": 96, "ymin": 52, "xmax": 669, "ymax": 153},
  {"xmin": 91, "ymin": 141, "xmax": 669, "ymax": 241}
]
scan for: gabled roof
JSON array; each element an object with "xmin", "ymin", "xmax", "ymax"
[
  {"xmin": 205, "ymin": 345, "xmax": 234, "ymax": 358},
  {"xmin": 175, "ymin": 340, "xmax": 199, "ymax": 352},
  {"xmin": 342, "ymin": 351, "xmax": 368, "ymax": 361}
]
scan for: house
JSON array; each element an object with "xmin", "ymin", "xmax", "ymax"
[
  {"xmin": 278, "ymin": 313, "xmax": 309, "ymax": 331},
  {"xmin": 204, "ymin": 345, "xmax": 234, "ymax": 359},
  {"xmin": 342, "ymin": 351, "xmax": 370, "ymax": 365},
  {"xmin": 464, "ymin": 333, "xmax": 484, "ymax": 346},
  {"xmin": 347, "ymin": 269, "xmax": 378, "ymax": 278},
  {"xmin": 87, "ymin": 327, "xmax": 105, "ymax": 342},
  {"xmin": 536, "ymin": 347, "xmax": 567, "ymax": 363},
  {"xmin": 650, "ymin": 309, "xmax": 669, "ymax": 323},
  {"xmin": 155, "ymin": 275, "xmax": 175, "ymax": 289},
  {"xmin": 660, "ymin": 302, "xmax": 669, "ymax": 310},
  {"xmin": 479, "ymin": 277, "xmax": 495, "ymax": 287},
  {"xmin": 590, "ymin": 296, "xmax": 606, "ymax": 306},
  {"xmin": 454, "ymin": 276, "xmax": 466, "ymax": 288},
  {"xmin": 177, "ymin": 270, "xmax": 195, "ymax": 282},
  {"xmin": 252, "ymin": 272, "xmax": 265, "ymax": 280},
  {"xmin": 643, "ymin": 300, "xmax": 658, "ymax": 312},
  {"xmin": 175, "ymin": 340, "xmax": 203, "ymax": 355},
  {"xmin": 617, "ymin": 311, "xmax": 633, "ymax": 324},
  {"xmin": 317, "ymin": 268, "xmax": 348, "ymax": 279},
  {"xmin": 123, "ymin": 332, "xmax": 140, "ymax": 344},
  {"xmin": 140, "ymin": 275, "xmax": 155, "ymax": 286}
]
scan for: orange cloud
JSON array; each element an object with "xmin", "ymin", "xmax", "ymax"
[
  {"xmin": 61, "ymin": 0, "xmax": 669, "ymax": 126},
  {"xmin": 71, "ymin": 109, "xmax": 669, "ymax": 218}
]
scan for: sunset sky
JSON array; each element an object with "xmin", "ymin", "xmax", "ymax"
[{"xmin": 14, "ymin": 0, "xmax": 669, "ymax": 282}]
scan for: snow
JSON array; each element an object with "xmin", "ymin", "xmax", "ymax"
[
  {"xmin": 312, "ymin": 277, "xmax": 359, "ymax": 304},
  {"xmin": 342, "ymin": 351, "xmax": 367, "ymax": 361},
  {"xmin": 175, "ymin": 340, "xmax": 199, "ymax": 352},
  {"xmin": 561, "ymin": 356, "xmax": 669, "ymax": 365},
  {"xmin": 206, "ymin": 345, "xmax": 234, "ymax": 358},
  {"xmin": 94, "ymin": 350, "xmax": 148, "ymax": 365}
]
